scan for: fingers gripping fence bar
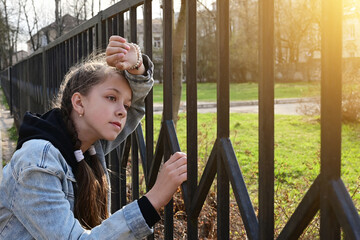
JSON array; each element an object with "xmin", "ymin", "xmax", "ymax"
[{"xmin": 0, "ymin": 0, "xmax": 359, "ymax": 239}]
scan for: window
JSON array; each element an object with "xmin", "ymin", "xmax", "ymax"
[
  {"xmin": 41, "ymin": 35, "xmax": 48, "ymax": 47},
  {"xmin": 348, "ymin": 24, "xmax": 355, "ymax": 40},
  {"xmin": 154, "ymin": 37, "xmax": 161, "ymax": 48}
]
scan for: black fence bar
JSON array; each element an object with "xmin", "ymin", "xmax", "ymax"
[
  {"xmin": 69, "ymin": 37, "xmax": 74, "ymax": 69},
  {"xmin": 320, "ymin": 0, "xmax": 342, "ymax": 238},
  {"xmin": 186, "ymin": 0, "xmax": 197, "ymax": 237},
  {"xmin": 74, "ymin": 35, "xmax": 78, "ymax": 63},
  {"xmin": 143, "ymin": 4, "xmax": 154, "ymax": 239},
  {"xmin": 143, "ymin": 0, "xmax": 154, "ymax": 192},
  {"xmin": 277, "ymin": 176, "xmax": 321, "ymax": 239},
  {"xmin": 82, "ymin": 31, "xmax": 88, "ymax": 58},
  {"xmin": 88, "ymin": 29, "xmax": 91, "ymax": 56},
  {"xmin": 131, "ymin": 133, "xmax": 140, "ymax": 200},
  {"xmin": 109, "ymin": 148, "xmax": 121, "ymax": 213},
  {"xmin": 135, "ymin": 125, "xmax": 148, "ymax": 180},
  {"xmin": 106, "ymin": 18, "xmax": 112, "ymax": 43},
  {"xmin": 120, "ymin": 138, "xmax": 132, "ymax": 209},
  {"xmin": 258, "ymin": 0, "xmax": 275, "ymax": 239},
  {"xmin": 329, "ymin": 179, "xmax": 360, "ymax": 239},
  {"xmin": 1, "ymin": 0, "xmax": 359, "ymax": 239},
  {"xmin": 162, "ymin": 0, "xmax": 174, "ymax": 237},
  {"xmin": 78, "ymin": 34, "xmax": 83, "ymax": 60},
  {"xmin": 216, "ymin": 0, "xmax": 230, "ymax": 238},
  {"xmin": 130, "ymin": 7, "xmax": 137, "ymax": 43}
]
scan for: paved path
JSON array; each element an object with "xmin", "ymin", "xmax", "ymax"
[
  {"xmin": 0, "ymin": 95, "xmax": 15, "ymax": 182},
  {"xmin": 154, "ymin": 98, "xmax": 318, "ymax": 115}
]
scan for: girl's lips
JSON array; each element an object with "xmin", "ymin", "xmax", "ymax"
[{"xmin": 111, "ymin": 122, "xmax": 121, "ymax": 130}]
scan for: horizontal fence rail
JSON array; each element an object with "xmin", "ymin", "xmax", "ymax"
[{"xmin": 1, "ymin": 0, "xmax": 359, "ymax": 239}]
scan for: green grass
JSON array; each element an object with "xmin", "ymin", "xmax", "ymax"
[
  {"xmin": 152, "ymin": 82, "xmax": 320, "ymax": 102},
  {"xmin": 7, "ymin": 126, "xmax": 18, "ymax": 142},
  {"xmin": 0, "ymin": 87, "xmax": 9, "ymax": 110},
  {"xmin": 145, "ymin": 113, "xmax": 360, "ymax": 234}
]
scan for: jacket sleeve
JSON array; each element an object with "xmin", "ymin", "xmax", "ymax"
[
  {"xmin": 101, "ymin": 54, "xmax": 154, "ymax": 156},
  {"xmin": 11, "ymin": 144, "xmax": 153, "ymax": 240}
]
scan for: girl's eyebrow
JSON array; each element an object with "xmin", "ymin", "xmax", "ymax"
[
  {"xmin": 106, "ymin": 87, "xmax": 132, "ymax": 103},
  {"xmin": 106, "ymin": 87, "xmax": 120, "ymax": 93}
]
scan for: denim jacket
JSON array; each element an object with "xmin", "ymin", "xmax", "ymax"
[{"xmin": 0, "ymin": 55, "xmax": 155, "ymax": 240}]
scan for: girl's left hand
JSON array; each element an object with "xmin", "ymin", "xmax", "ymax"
[
  {"xmin": 105, "ymin": 35, "xmax": 145, "ymax": 74},
  {"xmin": 145, "ymin": 152, "xmax": 187, "ymax": 212}
]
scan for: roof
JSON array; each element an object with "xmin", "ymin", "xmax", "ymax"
[{"xmin": 26, "ymin": 14, "xmax": 85, "ymax": 43}]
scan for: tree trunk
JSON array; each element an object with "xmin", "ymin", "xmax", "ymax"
[
  {"xmin": 23, "ymin": 0, "xmax": 39, "ymax": 52},
  {"xmin": 2, "ymin": 0, "xmax": 13, "ymax": 66},
  {"xmin": 172, "ymin": 0, "xmax": 186, "ymax": 125},
  {"xmin": 55, "ymin": 0, "xmax": 61, "ymax": 38},
  {"xmin": 84, "ymin": 0, "xmax": 87, "ymax": 20},
  {"xmin": 13, "ymin": 0, "xmax": 22, "ymax": 62}
]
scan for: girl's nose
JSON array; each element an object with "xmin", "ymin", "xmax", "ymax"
[{"xmin": 116, "ymin": 104, "xmax": 127, "ymax": 118}]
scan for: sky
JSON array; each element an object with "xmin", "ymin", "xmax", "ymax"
[{"xmin": 8, "ymin": 0, "xmax": 171, "ymax": 51}]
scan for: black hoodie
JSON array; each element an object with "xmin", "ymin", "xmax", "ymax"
[
  {"xmin": 16, "ymin": 108, "xmax": 161, "ymax": 227},
  {"xmin": 16, "ymin": 108, "xmax": 80, "ymax": 174}
]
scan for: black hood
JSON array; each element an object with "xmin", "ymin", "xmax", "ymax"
[{"xmin": 17, "ymin": 108, "xmax": 79, "ymax": 174}]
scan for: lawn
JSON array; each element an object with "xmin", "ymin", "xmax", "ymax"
[
  {"xmin": 152, "ymin": 82, "xmax": 320, "ymax": 102},
  {"xmin": 147, "ymin": 112, "xmax": 360, "ymax": 237},
  {"xmin": 0, "ymin": 87, "xmax": 9, "ymax": 109}
]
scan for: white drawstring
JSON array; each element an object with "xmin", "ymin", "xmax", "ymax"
[
  {"xmin": 74, "ymin": 150, "xmax": 84, "ymax": 162},
  {"xmin": 88, "ymin": 145, "xmax": 96, "ymax": 155}
]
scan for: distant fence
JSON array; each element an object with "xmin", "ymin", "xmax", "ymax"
[{"xmin": 1, "ymin": 0, "xmax": 359, "ymax": 239}]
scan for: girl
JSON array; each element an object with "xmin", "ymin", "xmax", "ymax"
[{"xmin": 0, "ymin": 36, "xmax": 187, "ymax": 239}]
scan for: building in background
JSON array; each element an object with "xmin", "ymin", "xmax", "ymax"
[{"xmin": 26, "ymin": 14, "xmax": 84, "ymax": 54}]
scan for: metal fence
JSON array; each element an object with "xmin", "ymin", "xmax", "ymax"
[{"xmin": 1, "ymin": 0, "xmax": 359, "ymax": 239}]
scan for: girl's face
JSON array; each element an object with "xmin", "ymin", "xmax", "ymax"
[{"xmin": 74, "ymin": 73, "xmax": 132, "ymax": 143}]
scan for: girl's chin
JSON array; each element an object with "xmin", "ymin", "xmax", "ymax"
[{"xmin": 103, "ymin": 133, "xmax": 120, "ymax": 141}]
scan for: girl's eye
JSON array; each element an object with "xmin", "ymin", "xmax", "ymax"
[
  {"xmin": 124, "ymin": 104, "xmax": 130, "ymax": 111},
  {"xmin": 107, "ymin": 96, "xmax": 116, "ymax": 102}
]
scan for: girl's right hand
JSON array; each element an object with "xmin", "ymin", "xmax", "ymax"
[
  {"xmin": 105, "ymin": 36, "xmax": 130, "ymax": 69},
  {"xmin": 145, "ymin": 152, "xmax": 187, "ymax": 212},
  {"xmin": 105, "ymin": 35, "xmax": 145, "ymax": 75}
]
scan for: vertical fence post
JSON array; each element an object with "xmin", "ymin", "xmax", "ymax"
[
  {"xmin": 258, "ymin": 0, "xmax": 275, "ymax": 238},
  {"xmin": 163, "ymin": 0, "xmax": 174, "ymax": 237},
  {"xmin": 130, "ymin": 7, "xmax": 137, "ymax": 43},
  {"xmin": 320, "ymin": 0, "xmax": 342, "ymax": 238},
  {"xmin": 8, "ymin": 67, "xmax": 12, "ymax": 115},
  {"xmin": 131, "ymin": 134, "xmax": 140, "ymax": 200},
  {"xmin": 74, "ymin": 36, "xmax": 78, "ymax": 63},
  {"xmin": 42, "ymin": 49, "xmax": 47, "ymax": 112},
  {"xmin": 143, "ymin": 5, "xmax": 155, "ymax": 239},
  {"xmin": 96, "ymin": 12, "xmax": 105, "ymax": 51},
  {"xmin": 186, "ymin": 0, "xmax": 198, "ymax": 237},
  {"xmin": 216, "ymin": 0, "xmax": 230, "ymax": 238},
  {"xmin": 143, "ymin": 0, "xmax": 154, "ymax": 185},
  {"xmin": 89, "ymin": 28, "xmax": 93, "ymax": 54}
]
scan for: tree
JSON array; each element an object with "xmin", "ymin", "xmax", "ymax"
[
  {"xmin": 172, "ymin": 0, "xmax": 186, "ymax": 123},
  {"xmin": 229, "ymin": 0, "xmax": 258, "ymax": 82},
  {"xmin": 55, "ymin": 0, "xmax": 63, "ymax": 38},
  {"xmin": 22, "ymin": 0, "xmax": 41, "ymax": 52},
  {"xmin": 69, "ymin": 0, "xmax": 86, "ymax": 24},
  {"xmin": 0, "ymin": 0, "xmax": 21, "ymax": 68},
  {"xmin": 196, "ymin": 1, "xmax": 216, "ymax": 82},
  {"xmin": 0, "ymin": 8, "xmax": 9, "ymax": 68},
  {"xmin": 196, "ymin": 0, "xmax": 259, "ymax": 83},
  {"xmin": 275, "ymin": 0, "xmax": 321, "ymax": 64}
]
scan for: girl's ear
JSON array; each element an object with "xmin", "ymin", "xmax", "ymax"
[{"xmin": 71, "ymin": 92, "xmax": 84, "ymax": 116}]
